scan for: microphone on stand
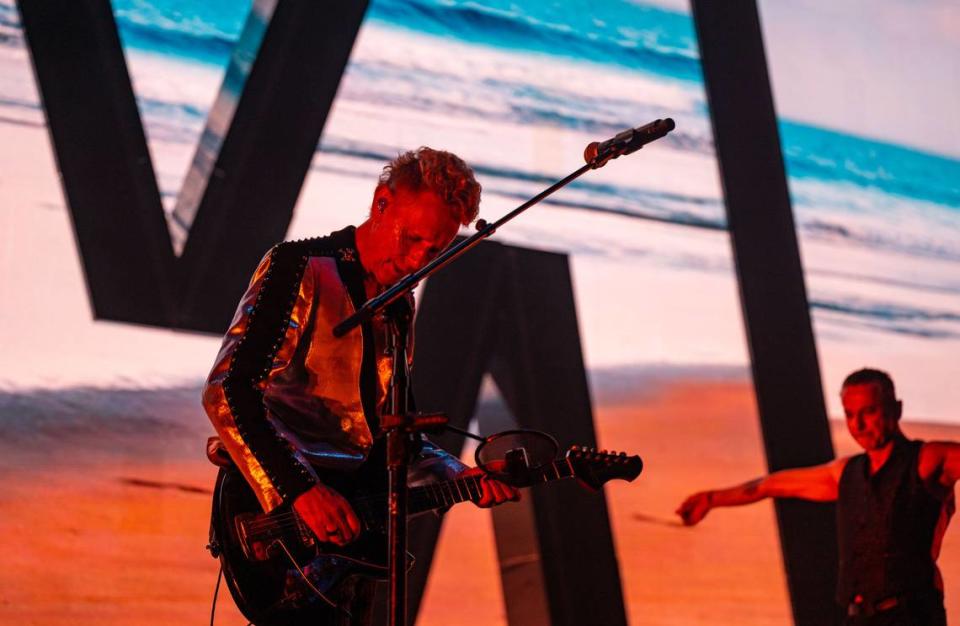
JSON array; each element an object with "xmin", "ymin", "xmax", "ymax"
[{"xmin": 584, "ymin": 118, "xmax": 675, "ymax": 168}]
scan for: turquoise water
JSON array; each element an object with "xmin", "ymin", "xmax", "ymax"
[
  {"xmin": 780, "ymin": 120, "xmax": 960, "ymax": 213},
  {"xmin": 4, "ymin": 0, "xmax": 954, "ymax": 340},
  {"xmin": 100, "ymin": 0, "xmax": 960, "ymax": 341},
  {"xmin": 106, "ymin": 0, "xmax": 959, "ymax": 215}
]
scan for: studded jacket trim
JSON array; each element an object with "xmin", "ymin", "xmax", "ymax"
[
  {"xmin": 203, "ymin": 229, "xmax": 468, "ymax": 513},
  {"xmin": 203, "ymin": 240, "xmax": 325, "ymax": 511}
]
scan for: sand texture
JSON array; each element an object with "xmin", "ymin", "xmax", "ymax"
[{"xmin": 2, "ymin": 378, "xmax": 959, "ymax": 625}]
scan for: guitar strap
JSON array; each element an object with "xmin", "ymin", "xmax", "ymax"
[{"xmin": 331, "ymin": 227, "xmax": 382, "ymax": 439}]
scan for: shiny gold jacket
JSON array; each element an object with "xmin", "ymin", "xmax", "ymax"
[{"xmin": 202, "ymin": 227, "xmax": 465, "ymax": 512}]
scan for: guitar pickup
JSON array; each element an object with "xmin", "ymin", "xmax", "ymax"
[{"xmin": 235, "ymin": 513, "xmax": 272, "ymax": 562}]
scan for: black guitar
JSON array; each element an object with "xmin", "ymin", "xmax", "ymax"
[{"xmin": 209, "ymin": 445, "xmax": 642, "ymax": 623}]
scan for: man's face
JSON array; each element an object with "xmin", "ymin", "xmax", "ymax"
[
  {"xmin": 365, "ymin": 185, "xmax": 461, "ymax": 287},
  {"xmin": 841, "ymin": 382, "xmax": 900, "ymax": 451}
]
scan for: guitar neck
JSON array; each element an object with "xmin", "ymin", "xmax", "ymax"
[{"xmin": 406, "ymin": 457, "xmax": 576, "ymax": 515}]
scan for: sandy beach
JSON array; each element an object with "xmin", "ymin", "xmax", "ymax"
[{"xmin": 3, "ymin": 377, "xmax": 959, "ymax": 625}]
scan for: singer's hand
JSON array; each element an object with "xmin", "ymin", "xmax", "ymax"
[
  {"xmin": 458, "ymin": 467, "xmax": 521, "ymax": 508},
  {"xmin": 676, "ymin": 491, "xmax": 713, "ymax": 526}
]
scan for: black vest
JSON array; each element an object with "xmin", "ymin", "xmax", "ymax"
[{"xmin": 836, "ymin": 437, "xmax": 944, "ymax": 604}]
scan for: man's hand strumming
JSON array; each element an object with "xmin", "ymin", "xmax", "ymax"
[{"xmin": 293, "ymin": 483, "xmax": 362, "ymax": 546}]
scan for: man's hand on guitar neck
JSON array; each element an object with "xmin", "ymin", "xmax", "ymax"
[
  {"xmin": 293, "ymin": 483, "xmax": 362, "ymax": 546},
  {"xmin": 457, "ymin": 467, "xmax": 521, "ymax": 508}
]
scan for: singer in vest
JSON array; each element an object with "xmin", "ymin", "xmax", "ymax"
[
  {"xmin": 677, "ymin": 368, "xmax": 956, "ymax": 625},
  {"xmin": 203, "ymin": 147, "xmax": 519, "ymax": 625}
]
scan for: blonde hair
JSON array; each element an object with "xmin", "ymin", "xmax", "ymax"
[{"xmin": 379, "ymin": 147, "xmax": 481, "ymax": 225}]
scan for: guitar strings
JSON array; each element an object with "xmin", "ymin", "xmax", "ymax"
[
  {"xmin": 243, "ymin": 487, "xmax": 479, "ymax": 534},
  {"xmin": 243, "ymin": 476, "xmax": 488, "ymax": 534},
  {"xmin": 242, "ymin": 461, "xmax": 581, "ymax": 535},
  {"xmin": 242, "ymin": 459, "xmax": 583, "ymax": 536}
]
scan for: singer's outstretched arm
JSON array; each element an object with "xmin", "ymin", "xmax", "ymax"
[{"xmin": 676, "ymin": 458, "xmax": 848, "ymax": 526}]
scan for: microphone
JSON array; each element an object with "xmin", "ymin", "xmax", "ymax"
[{"xmin": 584, "ymin": 118, "xmax": 675, "ymax": 168}]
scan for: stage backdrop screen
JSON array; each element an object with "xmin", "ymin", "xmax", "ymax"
[
  {"xmin": 2, "ymin": 0, "xmax": 957, "ymax": 624},
  {"xmin": 758, "ymin": 0, "xmax": 960, "ymax": 424}
]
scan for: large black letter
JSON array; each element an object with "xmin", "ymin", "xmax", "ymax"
[
  {"xmin": 691, "ymin": 2, "xmax": 837, "ymax": 624},
  {"xmin": 18, "ymin": 0, "xmax": 369, "ymax": 333},
  {"xmin": 400, "ymin": 240, "xmax": 628, "ymax": 626}
]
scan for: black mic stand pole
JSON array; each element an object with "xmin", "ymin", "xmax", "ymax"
[
  {"xmin": 333, "ymin": 118, "xmax": 674, "ymax": 626},
  {"xmin": 381, "ymin": 299, "xmax": 414, "ymax": 626}
]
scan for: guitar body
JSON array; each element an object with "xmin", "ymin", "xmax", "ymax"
[
  {"xmin": 211, "ymin": 466, "xmax": 393, "ymax": 624},
  {"xmin": 209, "ymin": 443, "xmax": 641, "ymax": 624}
]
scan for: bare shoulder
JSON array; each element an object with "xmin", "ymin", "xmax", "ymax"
[
  {"xmin": 779, "ymin": 456, "xmax": 850, "ymax": 501},
  {"xmin": 918, "ymin": 441, "xmax": 960, "ymax": 486},
  {"xmin": 919, "ymin": 441, "xmax": 959, "ymax": 463},
  {"xmin": 827, "ymin": 456, "xmax": 852, "ymax": 483}
]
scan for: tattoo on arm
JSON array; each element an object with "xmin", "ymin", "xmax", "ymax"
[{"xmin": 742, "ymin": 479, "xmax": 762, "ymax": 498}]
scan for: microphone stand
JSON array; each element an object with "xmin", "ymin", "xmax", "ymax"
[{"xmin": 332, "ymin": 118, "xmax": 674, "ymax": 626}]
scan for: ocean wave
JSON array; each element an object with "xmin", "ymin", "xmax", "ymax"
[
  {"xmin": 369, "ymin": 0, "xmax": 702, "ymax": 83},
  {"xmin": 812, "ymin": 297, "xmax": 960, "ymax": 324},
  {"xmin": 113, "ymin": 11, "xmax": 238, "ymax": 66},
  {"xmin": 807, "ymin": 267, "xmax": 960, "ymax": 298},
  {"xmin": 781, "ymin": 120, "xmax": 960, "ymax": 210},
  {"xmin": 0, "ymin": 0, "xmax": 243, "ymax": 60},
  {"xmin": 0, "ymin": 0, "xmax": 21, "ymax": 46},
  {"xmin": 110, "ymin": 0, "xmax": 249, "ymax": 64},
  {"xmin": 5, "ymin": 0, "xmax": 715, "ymax": 157},
  {"xmin": 799, "ymin": 214, "xmax": 960, "ymax": 264},
  {"xmin": 106, "ymin": 1, "xmax": 717, "ymax": 151},
  {"xmin": 811, "ymin": 295, "xmax": 960, "ymax": 340},
  {"xmin": 315, "ymin": 136, "xmax": 726, "ymax": 231},
  {"xmin": 0, "ymin": 94, "xmax": 40, "ymax": 114},
  {"xmin": 340, "ymin": 57, "xmax": 711, "ymax": 153},
  {"xmin": 0, "ymin": 113, "xmax": 41, "ymax": 128},
  {"xmin": 814, "ymin": 310, "xmax": 960, "ymax": 340},
  {"xmin": 105, "ymin": 0, "xmax": 703, "ymax": 88},
  {"xmin": 340, "ymin": 21, "xmax": 710, "ymax": 140},
  {"xmin": 7, "ymin": 0, "xmax": 957, "ymax": 278},
  {"xmin": 489, "ymin": 189, "xmax": 725, "ymax": 231}
]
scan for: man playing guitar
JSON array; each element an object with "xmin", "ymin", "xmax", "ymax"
[{"xmin": 203, "ymin": 148, "xmax": 519, "ymax": 624}]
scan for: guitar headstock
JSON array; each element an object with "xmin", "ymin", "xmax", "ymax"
[{"xmin": 566, "ymin": 446, "xmax": 643, "ymax": 490}]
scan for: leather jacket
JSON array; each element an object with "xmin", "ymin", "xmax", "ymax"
[{"xmin": 202, "ymin": 227, "xmax": 465, "ymax": 512}]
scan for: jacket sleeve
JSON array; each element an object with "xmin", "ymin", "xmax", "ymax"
[
  {"xmin": 414, "ymin": 436, "xmax": 469, "ymax": 481},
  {"xmin": 202, "ymin": 244, "xmax": 319, "ymax": 512}
]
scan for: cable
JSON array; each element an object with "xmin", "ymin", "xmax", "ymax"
[
  {"xmin": 210, "ymin": 564, "xmax": 223, "ymax": 626},
  {"xmin": 443, "ymin": 423, "xmax": 485, "ymax": 442},
  {"xmin": 275, "ymin": 540, "xmax": 353, "ymax": 620}
]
